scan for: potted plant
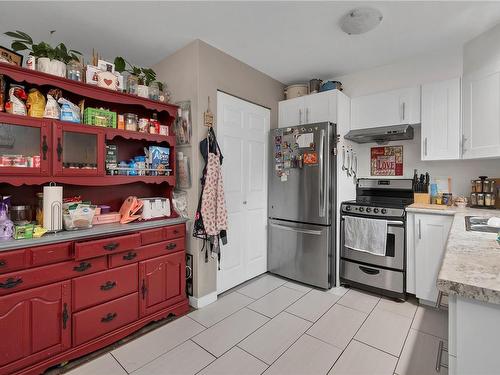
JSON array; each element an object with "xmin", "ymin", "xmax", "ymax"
[
  {"xmin": 114, "ymin": 57, "xmax": 156, "ymax": 98},
  {"xmin": 5, "ymin": 30, "xmax": 81, "ymax": 78}
]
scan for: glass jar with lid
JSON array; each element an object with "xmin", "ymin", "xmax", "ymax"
[
  {"xmin": 470, "ymin": 193, "xmax": 477, "ymax": 206},
  {"xmin": 127, "ymin": 75, "xmax": 139, "ymax": 95},
  {"xmin": 474, "ymin": 179, "xmax": 483, "ymax": 193},
  {"xmin": 477, "ymin": 193, "xmax": 485, "ymax": 206},
  {"xmin": 124, "ymin": 113, "xmax": 138, "ymax": 131},
  {"xmin": 483, "ymin": 180, "xmax": 492, "ymax": 193}
]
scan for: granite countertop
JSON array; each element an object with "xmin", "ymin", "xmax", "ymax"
[
  {"xmin": 408, "ymin": 206, "xmax": 500, "ymax": 304},
  {"xmin": 0, "ymin": 217, "xmax": 189, "ymax": 252}
]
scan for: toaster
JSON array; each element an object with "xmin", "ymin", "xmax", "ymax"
[{"xmin": 139, "ymin": 197, "xmax": 171, "ymax": 220}]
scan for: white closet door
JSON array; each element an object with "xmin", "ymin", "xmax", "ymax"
[{"xmin": 217, "ymin": 92, "xmax": 270, "ymax": 293}]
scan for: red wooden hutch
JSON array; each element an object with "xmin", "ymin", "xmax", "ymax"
[{"xmin": 0, "ymin": 63, "xmax": 190, "ymax": 375}]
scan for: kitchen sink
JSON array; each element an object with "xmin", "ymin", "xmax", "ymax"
[{"xmin": 465, "ymin": 216, "xmax": 499, "ymax": 233}]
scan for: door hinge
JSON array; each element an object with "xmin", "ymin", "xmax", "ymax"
[
  {"xmin": 141, "ymin": 279, "xmax": 147, "ymax": 299},
  {"xmin": 62, "ymin": 303, "xmax": 69, "ymax": 329}
]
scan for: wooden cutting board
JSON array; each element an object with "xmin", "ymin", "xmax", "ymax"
[{"xmin": 408, "ymin": 203, "xmax": 450, "ymax": 210}]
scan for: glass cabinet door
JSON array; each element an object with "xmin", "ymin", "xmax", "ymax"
[
  {"xmin": 53, "ymin": 122, "xmax": 104, "ymax": 176},
  {"xmin": 0, "ymin": 115, "xmax": 50, "ymax": 176}
]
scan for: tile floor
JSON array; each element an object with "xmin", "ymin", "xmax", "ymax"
[{"xmin": 65, "ymin": 273, "xmax": 448, "ymax": 375}]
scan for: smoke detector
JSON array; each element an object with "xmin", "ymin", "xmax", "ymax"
[{"xmin": 340, "ymin": 7, "xmax": 383, "ymax": 35}]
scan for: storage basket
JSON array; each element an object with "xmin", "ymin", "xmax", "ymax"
[{"xmin": 83, "ymin": 108, "xmax": 117, "ymax": 128}]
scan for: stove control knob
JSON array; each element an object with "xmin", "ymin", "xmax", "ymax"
[
  {"xmin": 358, "ymin": 207, "xmax": 365, "ymax": 212},
  {"xmin": 373, "ymin": 208, "xmax": 379, "ymax": 213},
  {"xmin": 365, "ymin": 207, "xmax": 372, "ymax": 213},
  {"xmin": 345, "ymin": 205, "xmax": 351, "ymax": 211},
  {"xmin": 381, "ymin": 208, "xmax": 387, "ymax": 214}
]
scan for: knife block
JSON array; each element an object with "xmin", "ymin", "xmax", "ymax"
[{"xmin": 414, "ymin": 193, "xmax": 431, "ymax": 204}]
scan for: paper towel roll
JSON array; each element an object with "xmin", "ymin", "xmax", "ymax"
[{"xmin": 43, "ymin": 184, "xmax": 63, "ymax": 231}]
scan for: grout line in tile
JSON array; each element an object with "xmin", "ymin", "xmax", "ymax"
[
  {"xmin": 195, "ymin": 307, "xmax": 271, "ymax": 359},
  {"xmin": 109, "ymin": 352, "xmax": 131, "ymax": 375},
  {"xmin": 393, "ymin": 303, "xmax": 425, "ymax": 372},
  {"xmin": 351, "ymin": 338, "xmax": 400, "ymax": 360},
  {"xmin": 189, "ymin": 339, "xmax": 218, "ymax": 374}
]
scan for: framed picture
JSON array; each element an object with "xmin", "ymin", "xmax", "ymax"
[
  {"xmin": 97, "ymin": 59, "xmax": 115, "ymax": 73},
  {"xmin": 371, "ymin": 145, "xmax": 403, "ymax": 176},
  {"xmin": 0, "ymin": 46, "xmax": 23, "ymax": 66}
]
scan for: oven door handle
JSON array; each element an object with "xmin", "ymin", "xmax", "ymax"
[
  {"xmin": 270, "ymin": 222, "xmax": 322, "ymax": 236},
  {"xmin": 359, "ymin": 266, "xmax": 380, "ymax": 275},
  {"xmin": 341, "ymin": 218, "xmax": 404, "ymax": 226}
]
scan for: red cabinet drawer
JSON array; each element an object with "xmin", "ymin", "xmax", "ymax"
[
  {"xmin": 0, "ymin": 249, "xmax": 27, "ymax": 275},
  {"xmin": 164, "ymin": 224, "xmax": 185, "ymax": 240},
  {"xmin": 140, "ymin": 228, "xmax": 165, "ymax": 245},
  {"xmin": 0, "ymin": 256, "xmax": 106, "ymax": 295},
  {"xmin": 75, "ymin": 233, "xmax": 141, "ymax": 260},
  {"xmin": 73, "ymin": 292, "xmax": 138, "ymax": 346},
  {"xmin": 73, "ymin": 264, "xmax": 138, "ymax": 311},
  {"xmin": 109, "ymin": 239, "xmax": 185, "ymax": 269},
  {"xmin": 30, "ymin": 242, "xmax": 72, "ymax": 266}
]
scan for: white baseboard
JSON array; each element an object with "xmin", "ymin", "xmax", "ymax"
[{"xmin": 189, "ymin": 291, "xmax": 218, "ymax": 308}]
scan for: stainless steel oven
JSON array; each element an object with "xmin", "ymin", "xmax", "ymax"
[
  {"xmin": 340, "ymin": 218, "xmax": 405, "ymax": 270},
  {"xmin": 339, "ymin": 178, "xmax": 413, "ymax": 300}
]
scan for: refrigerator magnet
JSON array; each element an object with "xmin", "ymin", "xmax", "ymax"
[
  {"xmin": 280, "ymin": 174, "xmax": 288, "ymax": 182},
  {"xmin": 284, "ymin": 160, "xmax": 291, "ymax": 169},
  {"xmin": 275, "ymin": 144, "xmax": 281, "ymax": 152},
  {"xmin": 274, "ymin": 135, "xmax": 282, "ymax": 144},
  {"xmin": 303, "ymin": 152, "xmax": 318, "ymax": 165}
]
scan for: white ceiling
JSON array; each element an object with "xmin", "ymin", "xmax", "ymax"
[{"xmin": 1, "ymin": 1, "xmax": 500, "ymax": 84}]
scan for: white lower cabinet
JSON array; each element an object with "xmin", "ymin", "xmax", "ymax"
[
  {"xmin": 448, "ymin": 294, "xmax": 500, "ymax": 375},
  {"xmin": 412, "ymin": 213, "xmax": 453, "ymax": 304}
]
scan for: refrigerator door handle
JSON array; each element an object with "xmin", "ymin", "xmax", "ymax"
[
  {"xmin": 319, "ymin": 129, "xmax": 326, "ymax": 217},
  {"xmin": 269, "ymin": 222, "xmax": 323, "ymax": 236}
]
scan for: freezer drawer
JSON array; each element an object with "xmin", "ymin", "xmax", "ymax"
[
  {"xmin": 340, "ymin": 259, "xmax": 404, "ymax": 294},
  {"xmin": 268, "ymin": 219, "xmax": 331, "ymax": 289}
]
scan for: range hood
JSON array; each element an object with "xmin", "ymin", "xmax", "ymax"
[{"xmin": 344, "ymin": 125, "xmax": 414, "ymax": 144}]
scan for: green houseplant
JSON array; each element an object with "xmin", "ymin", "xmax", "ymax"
[
  {"xmin": 114, "ymin": 56, "xmax": 156, "ymax": 97},
  {"xmin": 4, "ymin": 30, "xmax": 82, "ymax": 77}
]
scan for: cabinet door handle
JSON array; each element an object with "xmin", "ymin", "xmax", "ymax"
[
  {"xmin": 122, "ymin": 251, "xmax": 137, "ymax": 261},
  {"xmin": 56, "ymin": 137, "xmax": 63, "ymax": 162},
  {"xmin": 103, "ymin": 242, "xmax": 119, "ymax": 251},
  {"xmin": 62, "ymin": 303, "xmax": 69, "ymax": 329},
  {"xmin": 0, "ymin": 277, "xmax": 23, "ymax": 289},
  {"xmin": 424, "ymin": 137, "xmax": 428, "ymax": 156},
  {"xmin": 306, "ymin": 108, "xmax": 309, "ymax": 123},
  {"xmin": 299, "ymin": 109, "xmax": 302, "ymax": 125},
  {"xmin": 166, "ymin": 242, "xmax": 177, "ymax": 250},
  {"xmin": 435, "ymin": 340, "xmax": 448, "ymax": 372},
  {"xmin": 461, "ymin": 134, "xmax": 467, "ymax": 155},
  {"xmin": 435, "ymin": 291, "xmax": 448, "ymax": 311},
  {"xmin": 401, "ymin": 102, "xmax": 406, "ymax": 121},
  {"xmin": 42, "ymin": 135, "xmax": 48, "ymax": 161},
  {"xmin": 359, "ymin": 266, "xmax": 380, "ymax": 275},
  {"xmin": 141, "ymin": 279, "xmax": 147, "ymax": 299},
  {"xmin": 100, "ymin": 281, "xmax": 117, "ymax": 291},
  {"xmin": 73, "ymin": 262, "xmax": 92, "ymax": 272},
  {"xmin": 101, "ymin": 312, "xmax": 117, "ymax": 323},
  {"xmin": 418, "ymin": 219, "xmax": 422, "ymax": 239},
  {"xmin": 0, "ymin": 259, "xmax": 6, "ymax": 268}
]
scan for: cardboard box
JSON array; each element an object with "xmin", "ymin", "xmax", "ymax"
[{"xmin": 149, "ymin": 146, "xmax": 170, "ymax": 176}]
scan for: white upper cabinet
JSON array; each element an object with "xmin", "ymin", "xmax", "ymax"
[
  {"xmin": 421, "ymin": 77, "xmax": 461, "ymax": 160},
  {"xmin": 278, "ymin": 90, "xmax": 343, "ymax": 128},
  {"xmin": 278, "ymin": 96, "xmax": 304, "ymax": 128},
  {"xmin": 462, "ymin": 69, "xmax": 500, "ymax": 159},
  {"xmin": 350, "ymin": 86, "xmax": 421, "ymax": 130}
]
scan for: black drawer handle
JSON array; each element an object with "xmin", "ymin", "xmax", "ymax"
[
  {"xmin": 103, "ymin": 242, "xmax": 119, "ymax": 251},
  {"xmin": 173, "ymin": 229, "xmax": 179, "ymax": 234},
  {"xmin": 122, "ymin": 252, "xmax": 137, "ymax": 261},
  {"xmin": 73, "ymin": 262, "xmax": 92, "ymax": 272},
  {"xmin": 166, "ymin": 243, "xmax": 177, "ymax": 250},
  {"xmin": 0, "ymin": 277, "xmax": 23, "ymax": 289},
  {"xmin": 100, "ymin": 281, "xmax": 117, "ymax": 291},
  {"xmin": 359, "ymin": 266, "xmax": 380, "ymax": 275},
  {"xmin": 42, "ymin": 135, "xmax": 48, "ymax": 161},
  {"xmin": 101, "ymin": 312, "xmax": 117, "ymax": 323},
  {"xmin": 0, "ymin": 260, "xmax": 6, "ymax": 268}
]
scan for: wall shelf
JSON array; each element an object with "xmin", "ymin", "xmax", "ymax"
[{"xmin": 0, "ymin": 62, "xmax": 178, "ymax": 117}]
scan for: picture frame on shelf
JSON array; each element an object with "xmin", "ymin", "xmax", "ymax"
[{"xmin": 0, "ymin": 45, "xmax": 23, "ymax": 66}]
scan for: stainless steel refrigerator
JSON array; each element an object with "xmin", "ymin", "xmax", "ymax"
[{"xmin": 268, "ymin": 122, "xmax": 336, "ymax": 289}]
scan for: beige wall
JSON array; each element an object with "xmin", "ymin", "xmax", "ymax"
[{"xmin": 154, "ymin": 40, "xmax": 284, "ymax": 300}]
